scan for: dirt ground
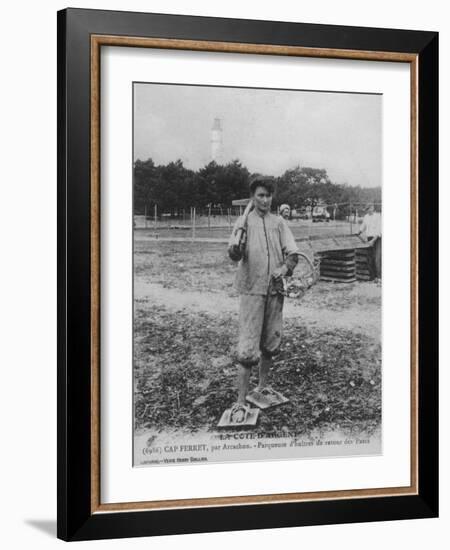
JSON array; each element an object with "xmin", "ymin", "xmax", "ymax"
[{"xmin": 134, "ymin": 238, "xmax": 381, "ymax": 438}]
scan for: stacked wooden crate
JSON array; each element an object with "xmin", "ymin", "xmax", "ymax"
[
  {"xmin": 318, "ymin": 249, "xmax": 356, "ymax": 283},
  {"xmin": 355, "ymin": 247, "xmax": 372, "ymax": 281},
  {"xmin": 302, "ymin": 234, "xmax": 369, "ymax": 283}
]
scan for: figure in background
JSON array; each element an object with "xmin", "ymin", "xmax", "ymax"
[
  {"xmin": 358, "ymin": 204, "xmax": 382, "ymax": 281},
  {"xmin": 279, "ymin": 203, "xmax": 291, "ymax": 222}
]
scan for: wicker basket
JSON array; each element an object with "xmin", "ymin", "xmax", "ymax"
[{"xmin": 286, "ymin": 252, "xmax": 320, "ymax": 299}]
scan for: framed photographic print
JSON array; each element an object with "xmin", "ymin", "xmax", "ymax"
[{"xmin": 57, "ymin": 8, "xmax": 438, "ymax": 541}]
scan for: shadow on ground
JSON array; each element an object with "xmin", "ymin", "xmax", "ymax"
[{"xmin": 25, "ymin": 519, "xmax": 56, "ymax": 538}]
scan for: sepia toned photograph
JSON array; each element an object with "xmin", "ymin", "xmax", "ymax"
[{"xmin": 132, "ymin": 82, "xmax": 382, "ymax": 467}]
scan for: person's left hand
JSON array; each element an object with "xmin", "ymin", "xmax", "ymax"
[{"xmin": 272, "ymin": 265, "xmax": 287, "ymax": 280}]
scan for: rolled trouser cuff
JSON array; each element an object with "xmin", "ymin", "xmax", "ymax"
[{"xmin": 236, "ymin": 352, "xmax": 260, "ymax": 367}]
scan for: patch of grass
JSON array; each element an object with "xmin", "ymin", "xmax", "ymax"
[
  {"xmin": 134, "ymin": 306, "xmax": 381, "ymax": 437},
  {"xmin": 134, "ymin": 240, "xmax": 236, "ymax": 294}
]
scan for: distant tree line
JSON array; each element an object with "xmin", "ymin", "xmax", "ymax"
[{"xmin": 134, "ymin": 158, "xmax": 381, "ymax": 219}]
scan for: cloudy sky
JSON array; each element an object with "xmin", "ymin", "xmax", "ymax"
[{"xmin": 134, "ymin": 82, "xmax": 381, "ymax": 188}]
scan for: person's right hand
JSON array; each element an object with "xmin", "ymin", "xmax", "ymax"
[{"xmin": 228, "ymin": 244, "xmax": 242, "ymax": 262}]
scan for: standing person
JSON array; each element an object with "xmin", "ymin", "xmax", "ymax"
[
  {"xmin": 279, "ymin": 203, "xmax": 291, "ymax": 221},
  {"xmin": 219, "ymin": 176, "xmax": 299, "ymax": 426},
  {"xmin": 358, "ymin": 204, "xmax": 382, "ymax": 281}
]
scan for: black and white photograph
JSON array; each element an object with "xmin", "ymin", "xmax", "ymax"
[
  {"xmin": 133, "ymin": 82, "xmax": 383, "ymax": 466},
  {"xmin": 0, "ymin": 0, "xmax": 444, "ymax": 545}
]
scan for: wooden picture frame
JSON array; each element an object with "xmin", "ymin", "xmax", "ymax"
[{"xmin": 57, "ymin": 8, "xmax": 438, "ymax": 541}]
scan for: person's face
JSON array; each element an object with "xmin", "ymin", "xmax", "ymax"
[
  {"xmin": 252, "ymin": 186, "xmax": 272, "ymax": 214},
  {"xmin": 281, "ymin": 208, "xmax": 290, "ymax": 220},
  {"xmin": 368, "ymin": 205, "xmax": 374, "ymax": 215}
]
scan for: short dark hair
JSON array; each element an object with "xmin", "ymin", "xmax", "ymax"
[{"xmin": 249, "ymin": 175, "xmax": 275, "ymax": 196}]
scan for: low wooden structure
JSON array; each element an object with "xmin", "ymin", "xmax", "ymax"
[
  {"xmin": 319, "ymin": 250, "xmax": 356, "ymax": 283},
  {"xmin": 296, "ymin": 234, "xmax": 373, "ymax": 283},
  {"xmin": 355, "ymin": 247, "xmax": 373, "ymax": 281}
]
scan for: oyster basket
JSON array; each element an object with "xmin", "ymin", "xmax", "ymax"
[{"xmin": 286, "ymin": 252, "xmax": 320, "ymax": 298}]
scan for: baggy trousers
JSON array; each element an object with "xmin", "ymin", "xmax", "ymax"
[{"xmin": 237, "ymin": 293, "xmax": 284, "ymax": 367}]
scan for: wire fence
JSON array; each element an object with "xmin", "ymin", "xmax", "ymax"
[{"xmin": 134, "ymin": 203, "xmax": 381, "ymax": 241}]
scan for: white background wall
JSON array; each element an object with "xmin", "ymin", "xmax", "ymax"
[{"xmin": 0, "ymin": 1, "xmax": 446, "ymax": 548}]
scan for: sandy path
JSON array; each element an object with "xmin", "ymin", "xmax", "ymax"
[{"xmin": 135, "ymin": 280, "xmax": 381, "ymax": 339}]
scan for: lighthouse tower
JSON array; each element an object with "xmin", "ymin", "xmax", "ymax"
[{"xmin": 211, "ymin": 117, "xmax": 223, "ymax": 164}]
